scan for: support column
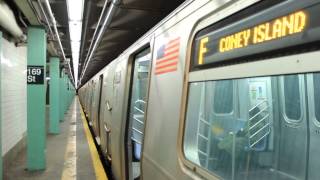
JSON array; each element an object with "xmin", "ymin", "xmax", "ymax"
[
  {"xmin": 63, "ymin": 73, "xmax": 67, "ymax": 113},
  {"xmin": 59, "ymin": 70, "xmax": 65, "ymax": 121},
  {"xmin": 63, "ymin": 74, "xmax": 66, "ymax": 113},
  {"xmin": 27, "ymin": 27, "xmax": 46, "ymax": 170},
  {"xmin": 49, "ymin": 57, "xmax": 60, "ymax": 134},
  {"xmin": 0, "ymin": 31, "xmax": 3, "ymax": 180}
]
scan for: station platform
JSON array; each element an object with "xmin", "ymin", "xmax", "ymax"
[{"xmin": 3, "ymin": 98, "xmax": 108, "ymax": 180}]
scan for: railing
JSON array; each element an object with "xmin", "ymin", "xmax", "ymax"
[
  {"xmin": 131, "ymin": 99, "xmax": 146, "ymax": 144},
  {"xmin": 248, "ymin": 100, "xmax": 271, "ymax": 149},
  {"xmin": 197, "ymin": 113, "xmax": 213, "ymax": 168}
]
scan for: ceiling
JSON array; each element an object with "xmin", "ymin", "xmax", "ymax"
[
  {"xmin": 9, "ymin": 0, "xmax": 74, "ymax": 74},
  {"xmin": 10, "ymin": 0, "xmax": 185, "ymax": 86},
  {"xmin": 78, "ymin": 0, "xmax": 185, "ymax": 85}
]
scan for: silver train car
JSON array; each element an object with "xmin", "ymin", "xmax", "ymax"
[{"xmin": 78, "ymin": 0, "xmax": 320, "ymax": 179}]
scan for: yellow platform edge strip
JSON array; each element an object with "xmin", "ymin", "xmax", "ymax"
[{"xmin": 79, "ymin": 99, "xmax": 108, "ymax": 180}]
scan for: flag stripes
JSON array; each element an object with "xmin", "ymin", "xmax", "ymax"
[{"xmin": 155, "ymin": 37, "xmax": 180, "ymax": 75}]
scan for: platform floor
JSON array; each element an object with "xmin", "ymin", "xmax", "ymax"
[{"xmin": 4, "ymin": 98, "xmax": 107, "ymax": 180}]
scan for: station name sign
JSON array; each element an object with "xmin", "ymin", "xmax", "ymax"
[
  {"xmin": 27, "ymin": 66, "xmax": 44, "ymax": 84},
  {"xmin": 192, "ymin": 2, "xmax": 320, "ymax": 69}
]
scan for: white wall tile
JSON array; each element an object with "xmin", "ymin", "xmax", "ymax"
[{"xmin": 1, "ymin": 38, "xmax": 27, "ymax": 155}]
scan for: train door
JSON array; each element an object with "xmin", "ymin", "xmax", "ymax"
[
  {"xmin": 126, "ymin": 47, "xmax": 151, "ymax": 180},
  {"xmin": 94, "ymin": 75, "xmax": 103, "ymax": 143},
  {"xmin": 92, "ymin": 82, "xmax": 100, "ymax": 138},
  {"xmin": 278, "ymin": 75, "xmax": 307, "ymax": 179},
  {"xmin": 89, "ymin": 81, "xmax": 94, "ymax": 122},
  {"xmin": 104, "ymin": 69, "xmax": 114, "ymax": 160},
  {"xmin": 307, "ymin": 73, "xmax": 320, "ymax": 180},
  {"xmin": 86, "ymin": 89, "xmax": 89, "ymax": 110},
  {"xmin": 85, "ymin": 88, "xmax": 89, "ymax": 112}
]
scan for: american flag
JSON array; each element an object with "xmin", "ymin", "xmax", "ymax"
[{"xmin": 155, "ymin": 37, "xmax": 180, "ymax": 75}]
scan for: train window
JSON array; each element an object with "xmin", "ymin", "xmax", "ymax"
[
  {"xmin": 184, "ymin": 79, "xmax": 242, "ymax": 179},
  {"xmin": 213, "ymin": 81, "xmax": 233, "ymax": 114},
  {"xmin": 283, "ymin": 75, "xmax": 301, "ymax": 121},
  {"xmin": 314, "ymin": 73, "xmax": 320, "ymax": 122},
  {"xmin": 183, "ymin": 73, "xmax": 314, "ymax": 180}
]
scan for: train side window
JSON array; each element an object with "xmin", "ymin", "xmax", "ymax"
[
  {"xmin": 183, "ymin": 73, "xmax": 317, "ymax": 180},
  {"xmin": 213, "ymin": 81, "xmax": 233, "ymax": 114},
  {"xmin": 184, "ymin": 79, "xmax": 242, "ymax": 179},
  {"xmin": 314, "ymin": 73, "xmax": 320, "ymax": 123},
  {"xmin": 283, "ymin": 75, "xmax": 301, "ymax": 121}
]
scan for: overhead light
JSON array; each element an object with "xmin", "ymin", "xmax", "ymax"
[
  {"xmin": 67, "ymin": 0, "xmax": 84, "ymax": 87},
  {"xmin": 72, "ymin": 54, "xmax": 79, "ymax": 62},
  {"xmin": 66, "ymin": 0, "xmax": 84, "ymax": 21},
  {"xmin": 69, "ymin": 22, "xmax": 82, "ymax": 42},
  {"xmin": 71, "ymin": 41, "xmax": 80, "ymax": 54},
  {"xmin": 73, "ymin": 60, "xmax": 78, "ymax": 87}
]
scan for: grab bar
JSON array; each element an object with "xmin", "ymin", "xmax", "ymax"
[
  {"xmin": 106, "ymin": 100, "xmax": 112, "ymax": 111},
  {"xmin": 249, "ymin": 100, "xmax": 267, "ymax": 112},
  {"xmin": 249, "ymin": 123, "xmax": 270, "ymax": 139},
  {"xmin": 249, "ymin": 114, "xmax": 270, "ymax": 130},
  {"xmin": 104, "ymin": 124, "xmax": 111, "ymax": 133},
  {"xmin": 134, "ymin": 106, "xmax": 144, "ymax": 114},
  {"xmin": 133, "ymin": 116, "xmax": 144, "ymax": 124},
  {"xmin": 135, "ymin": 99, "xmax": 146, "ymax": 104},
  {"xmin": 249, "ymin": 106, "xmax": 268, "ymax": 121}
]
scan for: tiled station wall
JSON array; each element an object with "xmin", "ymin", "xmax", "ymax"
[{"xmin": 1, "ymin": 38, "xmax": 27, "ymax": 156}]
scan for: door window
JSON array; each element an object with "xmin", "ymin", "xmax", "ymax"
[
  {"xmin": 283, "ymin": 75, "xmax": 302, "ymax": 121},
  {"xmin": 213, "ymin": 81, "xmax": 233, "ymax": 114},
  {"xmin": 314, "ymin": 73, "xmax": 320, "ymax": 123}
]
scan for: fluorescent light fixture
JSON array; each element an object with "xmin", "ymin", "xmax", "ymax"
[
  {"xmin": 66, "ymin": 0, "xmax": 84, "ymax": 21},
  {"xmin": 67, "ymin": 0, "xmax": 84, "ymax": 87},
  {"xmin": 71, "ymin": 41, "xmax": 80, "ymax": 54},
  {"xmin": 72, "ymin": 54, "xmax": 79, "ymax": 61},
  {"xmin": 74, "ymin": 58, "xmax": 79, "ymax": 83},
  {"xmin": 69, "ymin": 22, "xmax": 82, "ymax": 42}
]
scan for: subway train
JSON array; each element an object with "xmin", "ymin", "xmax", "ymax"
[{"xmin": 78, "ymin": 0, "xmax": 320, "ymax": 179}]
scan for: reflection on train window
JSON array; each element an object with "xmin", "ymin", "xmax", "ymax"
[
  {"xmin": 214, "ymin": 81, "xmax": 233, "ymax": 114},
  {"xmin": 284, "ymin": 75, "xmax": 301, "ymax": 121},
  {"xmin": 183, "ymin": 73, "xmax": 319, "ymax": 180},
  {"xmin": 314, "ymin": 74, "xmax": 320, "ymax": 122}
]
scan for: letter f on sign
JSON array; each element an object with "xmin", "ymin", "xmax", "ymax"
[{"xmin": 198, "ymin": 37, "xmax": 209, "ymax": 65}]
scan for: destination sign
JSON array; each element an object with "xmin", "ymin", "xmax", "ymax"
[
  {"xmin": 219, "ymin": 11, "xmax": 306, "ymax": 53},
  {"xmin": 192, "ymin": 1, "xmax": 320, "ymax": 69}
]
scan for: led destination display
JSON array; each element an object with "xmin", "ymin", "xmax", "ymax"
[
  {"xmin": 219, "ymin": 11, "xmax": 306, "ymax": 53},
  {"xmin": 192, "ymin": 1, "xmax": 320, "ymax": 68}
]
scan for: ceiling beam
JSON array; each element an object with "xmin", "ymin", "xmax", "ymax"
[
  {"xmin": 13, "ymin": 0, "xmax": 40, "ymax": 25},
  {"xmin": 118, "ymin": 5, "xmax": 163, "ymax": 13}
]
